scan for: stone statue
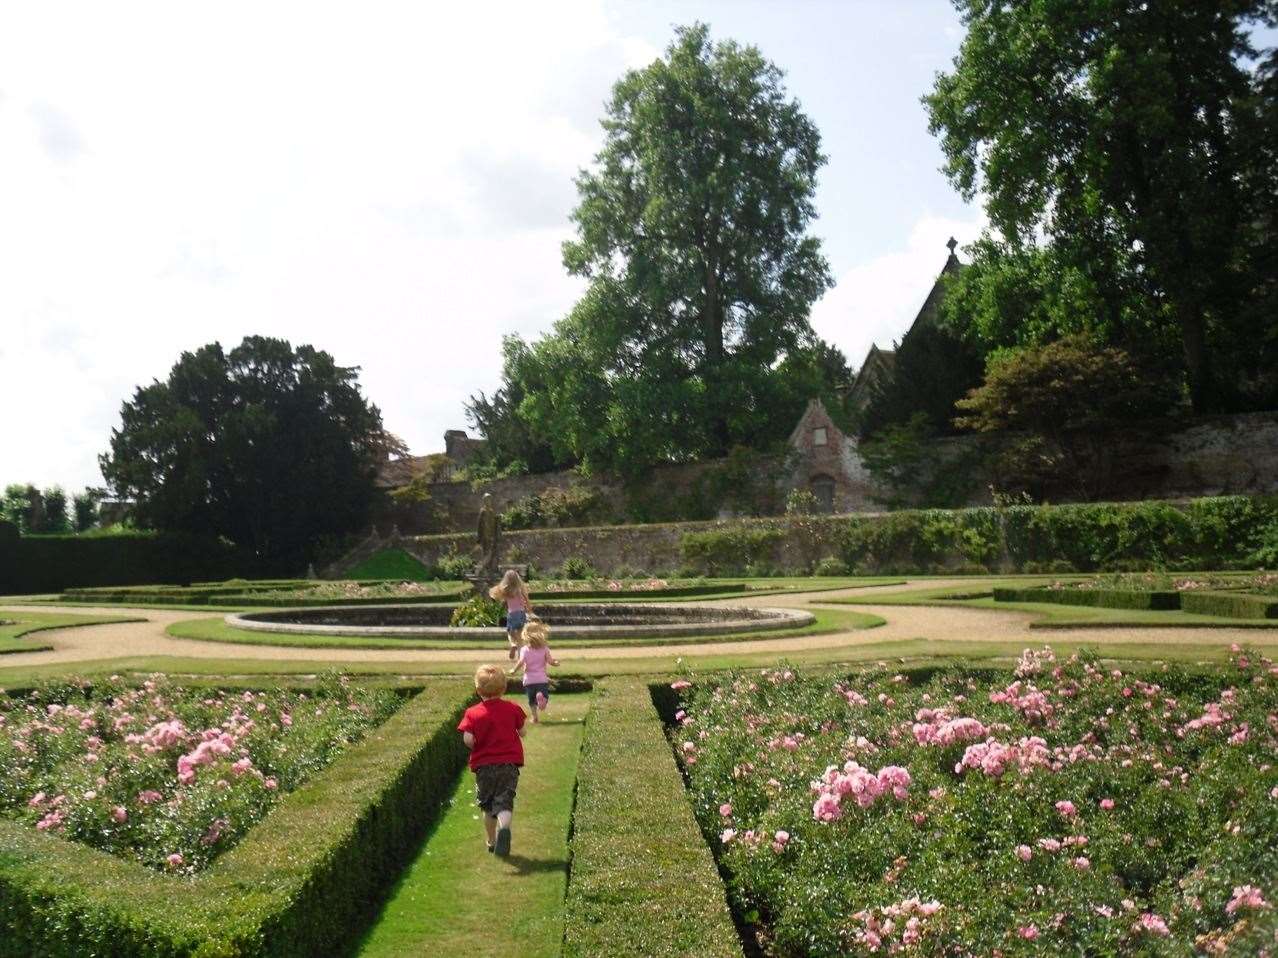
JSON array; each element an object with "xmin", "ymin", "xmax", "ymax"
[{"xmin": 476, "ymin": 493, "xmax": 500, "ymax": 576}]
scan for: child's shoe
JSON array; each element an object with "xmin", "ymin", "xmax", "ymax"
[
  {"xmin": 487, "ymin": 842, "xmax": 494, "ymax": 853},
  {"xmin": 494, "ymin": 826, "xmax": 511, "ymax": 857},
  {"xmin": 536, "ymin": 691, "xmax": 548, "ymax": 710}
]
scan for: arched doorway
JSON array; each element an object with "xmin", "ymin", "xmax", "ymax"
[{"xmin": 810, "ymin": 474, "xmax": 835, "ymax": 514}]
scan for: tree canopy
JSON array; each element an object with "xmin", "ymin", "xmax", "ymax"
[
  {"xmin": 99, "ymin": 336, "xmax": 399, "ymax": 568},
  {"xmin": 927, "ymin": 0, "xmax": 1278, "ymax": 412},
  {"xmin": 469, "ymin": 23, "xmax": 840, "ymax": 475}
]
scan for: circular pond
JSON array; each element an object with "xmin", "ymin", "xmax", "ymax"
[{"xmin": 224, "ymin": 602, "xmax": 814, "ymax": 641}]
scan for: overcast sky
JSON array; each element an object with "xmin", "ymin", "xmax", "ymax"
[{"xmin": 1, "ymin": 0, "xmax": 990, "ymax": 493}]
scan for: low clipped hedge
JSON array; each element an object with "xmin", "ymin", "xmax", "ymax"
[
  {"xmin": 563, "ymin": 680, "xmax": 742, "ymax": 958},
  {"xmin": 206, "ymin": 590, "xmax": 468, "ymax": 608},
  {"xmin": 992, "ymin": 586, "xmax": 1182, "ymax": 611},
  {"xmin": 0, "ymin": 680, "xmax": 473, "ymax": 957},
  {"xmin": 1181, "ymin": 591, "xmax": 1278, "ymax": 620},
  {"xmin": 529, "ymin": 583, "xmax": 747, "ymax": 601}
]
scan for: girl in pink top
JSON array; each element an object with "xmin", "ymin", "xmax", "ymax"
[
  {"xmin": 508, "ymin": 619, "xmax": 559, "ymax": 723},
  {"xmin": 489, "ymin": 569, "xmax": 532, "ymax": 660}
]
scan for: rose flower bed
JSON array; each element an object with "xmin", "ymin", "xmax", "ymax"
[
  {"xmin": 671, "ymin": 648, "xmax": 1278, "ymax": 955},
  {"xmin": 0, "ymin": 673, "xmax": 400, "ymax": 873}
]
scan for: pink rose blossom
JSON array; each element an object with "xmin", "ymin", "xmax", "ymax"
[
  {"xmin": 111, "ymin": 806, "xmax": 128, "ymax": 823},
  {"xmin": 719, "ymin": 803, "xmax": 732, "ymax": 817},
  {"xmin": 1018, "ymin": 924, "xmax": 1039, "ymax": 940},
  {"xmin": 1099, "ymin": 798, "xmax": 1115, "ymax": 810},
  {"xmin": 1015, "ymin": 844, "xmax": 1033, "ymax": 862}
]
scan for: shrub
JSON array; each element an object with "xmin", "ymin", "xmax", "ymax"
[
  {"xmin": 560, "ymin": 556, "xmax": 599, "ymax": 579},
  {"xmin": 436, "ymin": 549, "xmax": 474, "ymax": 580},
  {"xmin": 812, "ymin": 556, "xmax": 849, "ymax": 577},
  {"xmin": 1251, "ymin": 519, "xmax": 1278, "ymax": 569},
  {"xmin": 785, "ymin": 488, "xmax": 818, "ymax": 516},
  {"xmin": 681, "ymin": 526, "xmax": 784, "ymax": 575},
  {"xmin": 562, "ymin": 681, "xmax": 742, "ymax": 958},
  {"xmin": 448, "ymin": 593, "xmax": 503, "ymax": 627}
]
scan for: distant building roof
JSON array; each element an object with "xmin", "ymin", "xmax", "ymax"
[{"xmin": 846, "ymin": 238, "xmax": 964, "ymax": 415}]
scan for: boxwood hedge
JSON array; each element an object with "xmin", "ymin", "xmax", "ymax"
[
  {"xmin": 1180, "ymin": 591, "xmax": 1278, "ymax": 619},
  {"xmin": 562, "ymin": 680, "xmax": 742, "ymax": 958},
  {"xmin": 992, "ymin": 587, "xmax": 1183, "ymax": 611},
  {"xmin": 0, "ymin": 680, "xmax": 473, "ymax": 957}
]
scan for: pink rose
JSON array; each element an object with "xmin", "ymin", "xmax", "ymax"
[
  {"xmin": 1015, "ymin": 844, "xmax": 1033, "ymax": 862},
  {"xmin": 112, "ymin": 806, "xmax": 128, "ymax": 823},
  {"xmin": 719, "ymin": 803, "xmax": 732, "ymax": 817}
]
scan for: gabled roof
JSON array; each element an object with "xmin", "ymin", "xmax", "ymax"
[
  {"xmin": 846, "ymin": 240, "xmax": 963, "ymax": 412},
  {"xmin": 786, "ymin": 397, "xmax": 849, "ymax": 449}
]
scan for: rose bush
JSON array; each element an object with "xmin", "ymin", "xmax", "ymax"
[
  {"xmin": 0, "ymin": 672, "xmax": 399, "ymax": 873},
  {"xmin": 671, "ymin": 647, "xmax": 1278, "ymax": 955}
]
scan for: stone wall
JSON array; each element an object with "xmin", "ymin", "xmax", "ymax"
[{"xmin": 375, "ymin": 410, "xmax": 1278, "ymax": 535}]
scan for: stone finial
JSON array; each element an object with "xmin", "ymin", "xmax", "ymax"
[{"xmin": 946, "ymin": 236, "xmax": 958, "ymax": 254}]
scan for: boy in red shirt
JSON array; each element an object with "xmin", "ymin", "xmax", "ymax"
[{"xmin": 457, "ymin": 664, "xmax": 527, "ymax": 857}]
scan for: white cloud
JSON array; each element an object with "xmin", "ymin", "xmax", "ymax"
[
  {"xmin": 0, "ymin": 0, "xmax": 651, "ymax": 492},
  {"xmin": 810, "ymin": 212, "xmax": 986, "ymax": 370}
]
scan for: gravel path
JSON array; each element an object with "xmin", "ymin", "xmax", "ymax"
[{"xmin": 1, "ymin": 581, "xmax": 1272, "ymax": 670}]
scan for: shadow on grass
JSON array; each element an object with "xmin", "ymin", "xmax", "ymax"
[{"xmin": 503, "ymin": 853, "xmax": 568, "ymax": 876}]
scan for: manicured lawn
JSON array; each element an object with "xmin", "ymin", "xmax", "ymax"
[
  {"xmin": 163, "ymin": 607, "xmax": 884, "ymax": 651},
  {"xmin": 355, "ymin": 692, "xmax": 589, "ymax": 958},
  {"xmin": 0, "ymin": 610, "xmax": 141, "ymax": 654},
  {"xmin": 345, "ymin": 547, "xmax": 435, "ymax": 581}
]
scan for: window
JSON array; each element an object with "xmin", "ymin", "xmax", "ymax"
[
  {"xmin": 812, "ymin": 427, "xmax": 828, "ymax": 447},
  {"xmin": 810, "ymin": 475, "xmax": 835, "ymax": 513}
]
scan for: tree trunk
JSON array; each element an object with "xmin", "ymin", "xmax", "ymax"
[
  {"xmin": 702, "ymin": 251, "xmax": 730, "ymax": 451},
  {"xmin": 1178, "ymin": 300, "xmax": 1215, "ymax": 413}
]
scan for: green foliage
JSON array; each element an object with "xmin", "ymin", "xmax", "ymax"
[
  {"xmin": 0, "ymin": 681, "xmax": 472, "ymax": 958},
  {"xmin": 927, "ymin": 1, "xmax": 1278, "ymax": 412},
  {"xmin": 559, "ymin": 556, "xmax": 599, "ymax": 580},
  {"xmin": 2, "ymin": 484, "xmax": 73, "ymax": 534},
  {"xmin": 811, "ymin": 556, "xmax": 849, "ymax": 577},
  {"xmin": 483, "ymin": 24, "xmax": 834, "ymax": 474},
  {"xmin": 859, "ymin": 412, "xmax": 982, "ymax": 509},
  {"xmin": 0, "ymin": 534, "xmax": 261, "ymax": 596},
  {"xmin": 562, "ymin": 681, "xmax": 743, "ymax": 958},
  {"xmin": 835, "ymin": 496, "xmax": 1278, "ymax": 574},
  {"xmin": 785, "ymin": 488, "xmax": 818, "ymax": 517},
  {"xmin": 680, "ymin": 526, "xmax": 784, "ymax": 575},
  {"xmin": 345, "ymin": 548, "xmax": 434, "ymax": 582},
  {"xmin": 435, "ymin": 550, "xmax": 474, "ymax": 580},
  {"xmin": 954, "ymin": 336, "xmax": 1176, "ymax": 500},
  {"xmin": 99, "ymin": 336, "xmax": 399, "ymax": 569},
  {"xmin": 1252, "ymin": 519, "xmax": 1278, "ymax": 569},
  {"xmin": 71, "ymin": 490, "xmax": 101, "ymax": 533},
  {"xmin": 500, "ymin": 484, "xmax": 602, "ymax": 530},
  {"xmin": 448, "ymin": 593, "xmax": 503, "ymax": 627}
]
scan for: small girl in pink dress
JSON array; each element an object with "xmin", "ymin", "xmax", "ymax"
[{"xmin": 507, "ymin": 619, "xmax": 559, "ymax": 723}]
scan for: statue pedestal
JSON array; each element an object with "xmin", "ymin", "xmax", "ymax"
[{"xmin": 466, "ymin": 564, "xmax": 529, "ymax": 595}]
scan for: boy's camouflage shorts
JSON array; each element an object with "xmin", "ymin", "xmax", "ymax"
[{"xmin": 474, "ymin": 763, "xmax": 520, "ymax": 815}]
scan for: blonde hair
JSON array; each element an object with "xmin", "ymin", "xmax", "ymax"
[
  {"xmin": 488, "ymin": 569, "xmax": 528, "ymax": 602},
  {"xmin": 522, "ymin": 618, "xmax": 550, "ymax": 649},
  {"xmin": 474, "ymin": 664, "xmax": 508, "ymax": 698}
]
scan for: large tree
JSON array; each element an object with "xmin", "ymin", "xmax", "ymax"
[
  {"xmin": 100, "ymin": 336, "xmax": 399, "ymax": 568},
  {"xmin": 927, "ymin": 0, "xmax": 1278, "ymax": 412},
  {"xmin": 480, "ymin": 24, "xmax": 834, "ymax": 474}
]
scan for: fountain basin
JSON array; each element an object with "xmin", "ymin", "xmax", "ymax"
[{"xmin": 225, "ymin": 602, "xmax": 814, "ymax": 640}]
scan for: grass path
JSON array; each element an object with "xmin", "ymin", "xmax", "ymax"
[{"xmin": 354, "ymin": 692, "xmax": 590, "ymax": 958}]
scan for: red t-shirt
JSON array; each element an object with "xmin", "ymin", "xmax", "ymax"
[{"xmin": 457, "ymin": 697, "xmax": 526, "ymax": 770}]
